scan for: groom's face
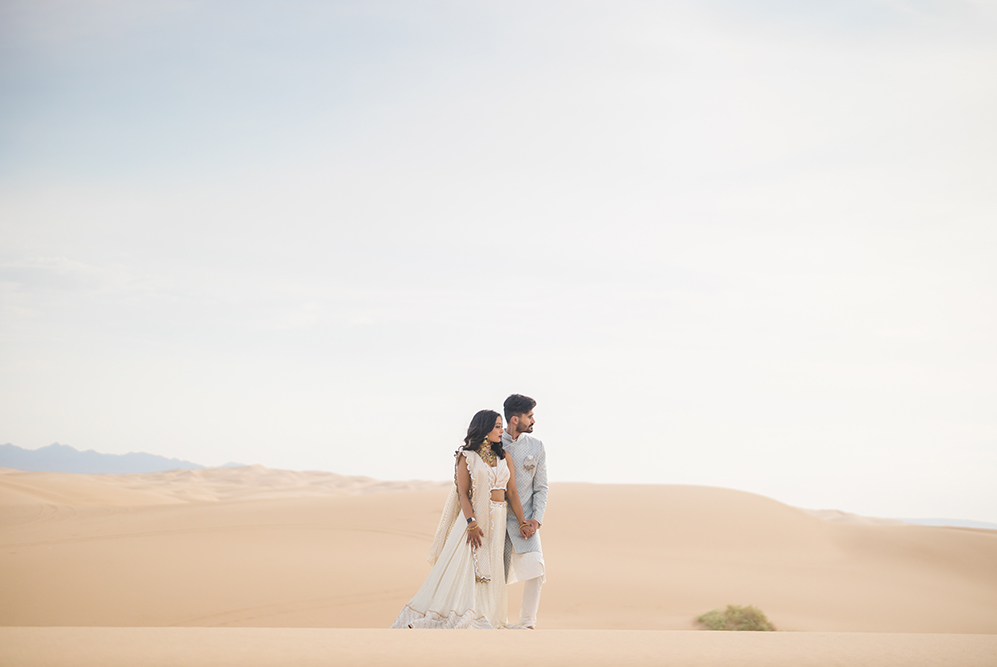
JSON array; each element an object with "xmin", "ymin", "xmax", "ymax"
[{"xmin": 513, "ymin": 410, "xmax": 535, "ymax": 435}]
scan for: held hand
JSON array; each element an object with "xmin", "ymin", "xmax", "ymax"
[
  {"xmin": 527, "ymin": 519, "xmax": 540, "ymax": 535},
  {"xmin": 519, "ymin": 524, "xmax": 532, "ymax": 539},
  {"xmin": 466, "ymin": 524, "xmax": 483, "ymax": 549}
]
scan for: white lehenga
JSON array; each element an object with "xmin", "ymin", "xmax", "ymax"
[{"xmin": 391, "ymin": 450, "xmax": 510, "ymax": 629}]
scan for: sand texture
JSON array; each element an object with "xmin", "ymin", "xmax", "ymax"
[
  {"xmin": 2, "ymin": 628, "xmax": 996, "ymax": 667},
  {"xmin": 2, "ymin": 466, "xmax": 996, "ymax": 664}
]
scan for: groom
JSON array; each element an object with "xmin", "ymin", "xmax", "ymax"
[{"xmin": 502, "ymin": 393, "xmax": 548, "ymax": 629}]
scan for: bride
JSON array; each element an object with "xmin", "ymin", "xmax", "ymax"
[{"xmin": 391, "ymin": 409, "xmax": 531, "ymax": 629}]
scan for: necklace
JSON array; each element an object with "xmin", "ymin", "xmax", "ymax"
[{"xmin": 479, "ymin": 442, "xmax": 498, "ymax": 467}]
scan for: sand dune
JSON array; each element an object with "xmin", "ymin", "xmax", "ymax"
[
  {"xmin": 1, "ymin": 467, "xmax": 995, "ymax": 640},
  {"xmin": 0, "ymin": 465, "xmax": 446, "ymax": 506}
]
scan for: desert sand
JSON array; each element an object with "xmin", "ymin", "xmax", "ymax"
[
  {"xmin": 3, "ymin": 628, "xmax": 996, "ymax": 667},
  {"xmin": 2, "ymin": 466, "xmax": 995, "ymax": 665}
]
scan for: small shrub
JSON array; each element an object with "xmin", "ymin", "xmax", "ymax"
[{"xmin": 697, "ymin": 604, "xmax": 775, "ymax": 631}]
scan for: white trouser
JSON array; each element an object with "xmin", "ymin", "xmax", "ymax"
[{"xmin": 519, "ymin": 575, "xmax": 543, "ymax": 627}]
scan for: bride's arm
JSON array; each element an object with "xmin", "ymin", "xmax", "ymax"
[
  {"xmin": 456, "ymin": 454, "xmax": 483, "ymax": 548},
  {"xmin": 505, "ymin": 460, "xmax": 530, "ymax": 538}
]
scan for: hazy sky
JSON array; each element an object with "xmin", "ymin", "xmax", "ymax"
[{"xmin": 2, "ymin": 0, "xmax": 995, "ymax": 522}]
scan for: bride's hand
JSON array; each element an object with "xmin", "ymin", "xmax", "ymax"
[{"xmin": 466, "ymin": 524, "xmax": 484, "ymax": 548}]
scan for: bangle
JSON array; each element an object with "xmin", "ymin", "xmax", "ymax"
[{"xmin": 520, "ymin": 523, "xmax": 530, "ymax": 528}]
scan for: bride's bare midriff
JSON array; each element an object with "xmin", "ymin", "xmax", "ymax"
[{"xmin": 490, "ymin": 490, "xmax": 506, "ymax": 502}]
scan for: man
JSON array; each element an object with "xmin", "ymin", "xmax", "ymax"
[{"xmin": 502, "ymin": 393, "xmax": 548, "ymax": 629}]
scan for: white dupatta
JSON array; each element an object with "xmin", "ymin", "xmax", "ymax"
[{"xmin": 426, "ymin": 449, "xmax": 499, "ymax": 581}]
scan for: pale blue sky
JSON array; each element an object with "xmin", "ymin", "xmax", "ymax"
[{"xmin": 2, "ymin": 0, "xmax": 995, "ymax": 521}]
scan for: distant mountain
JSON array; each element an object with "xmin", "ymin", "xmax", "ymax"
[{"xmin": 0, "ymin": 442, "xmax": 211, "ymax": 474}]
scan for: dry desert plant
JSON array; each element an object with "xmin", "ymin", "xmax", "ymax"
[{"xmin": 697, "ymin": 604, "xmax": 776, "ymax": 631}]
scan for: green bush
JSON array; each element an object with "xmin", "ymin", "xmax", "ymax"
[{"xmin": 697, "ymin": 604, "xmax": 776, "ymax": 631}]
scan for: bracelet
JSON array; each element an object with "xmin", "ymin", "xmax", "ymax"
[
  {"xmin": 468, "ymin": 524, "xmax": 480, "ymax": 531},
  {"xmin": 520, "ymin": 523, "xmax": 530, "ymax": 528}
]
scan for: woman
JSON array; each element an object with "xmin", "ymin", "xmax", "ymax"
[{"xmin": 391, "ymin": 409, "xmax": 531, "ymax": 629}]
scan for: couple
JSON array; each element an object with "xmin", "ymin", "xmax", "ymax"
[{"xmin": 391, "ymin": 394, "xmax": 548, "ymax": 630}]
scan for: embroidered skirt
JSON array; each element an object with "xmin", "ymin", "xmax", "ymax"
[{"xmin": 391, "ymin": 500, "xmax": 508, "ymax": 629}]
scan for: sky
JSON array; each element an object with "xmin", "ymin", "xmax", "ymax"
[{"xmin": 1, "ymin": 0, "xmax": 995, "ymax": 522}]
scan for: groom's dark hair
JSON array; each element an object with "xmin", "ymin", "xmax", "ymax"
[{"xmin": 503, "ymin": 394, "xmax": 536, "ymax": 422}]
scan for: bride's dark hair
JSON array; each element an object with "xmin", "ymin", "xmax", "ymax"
[{"xmin": 462, "ymin": 409, "xmax": 505, "ymax": 460}]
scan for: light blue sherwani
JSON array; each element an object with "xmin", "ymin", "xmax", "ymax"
[{"xmin": 502, "ymin": 431, "xmax": 548, "ymax": 572}]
